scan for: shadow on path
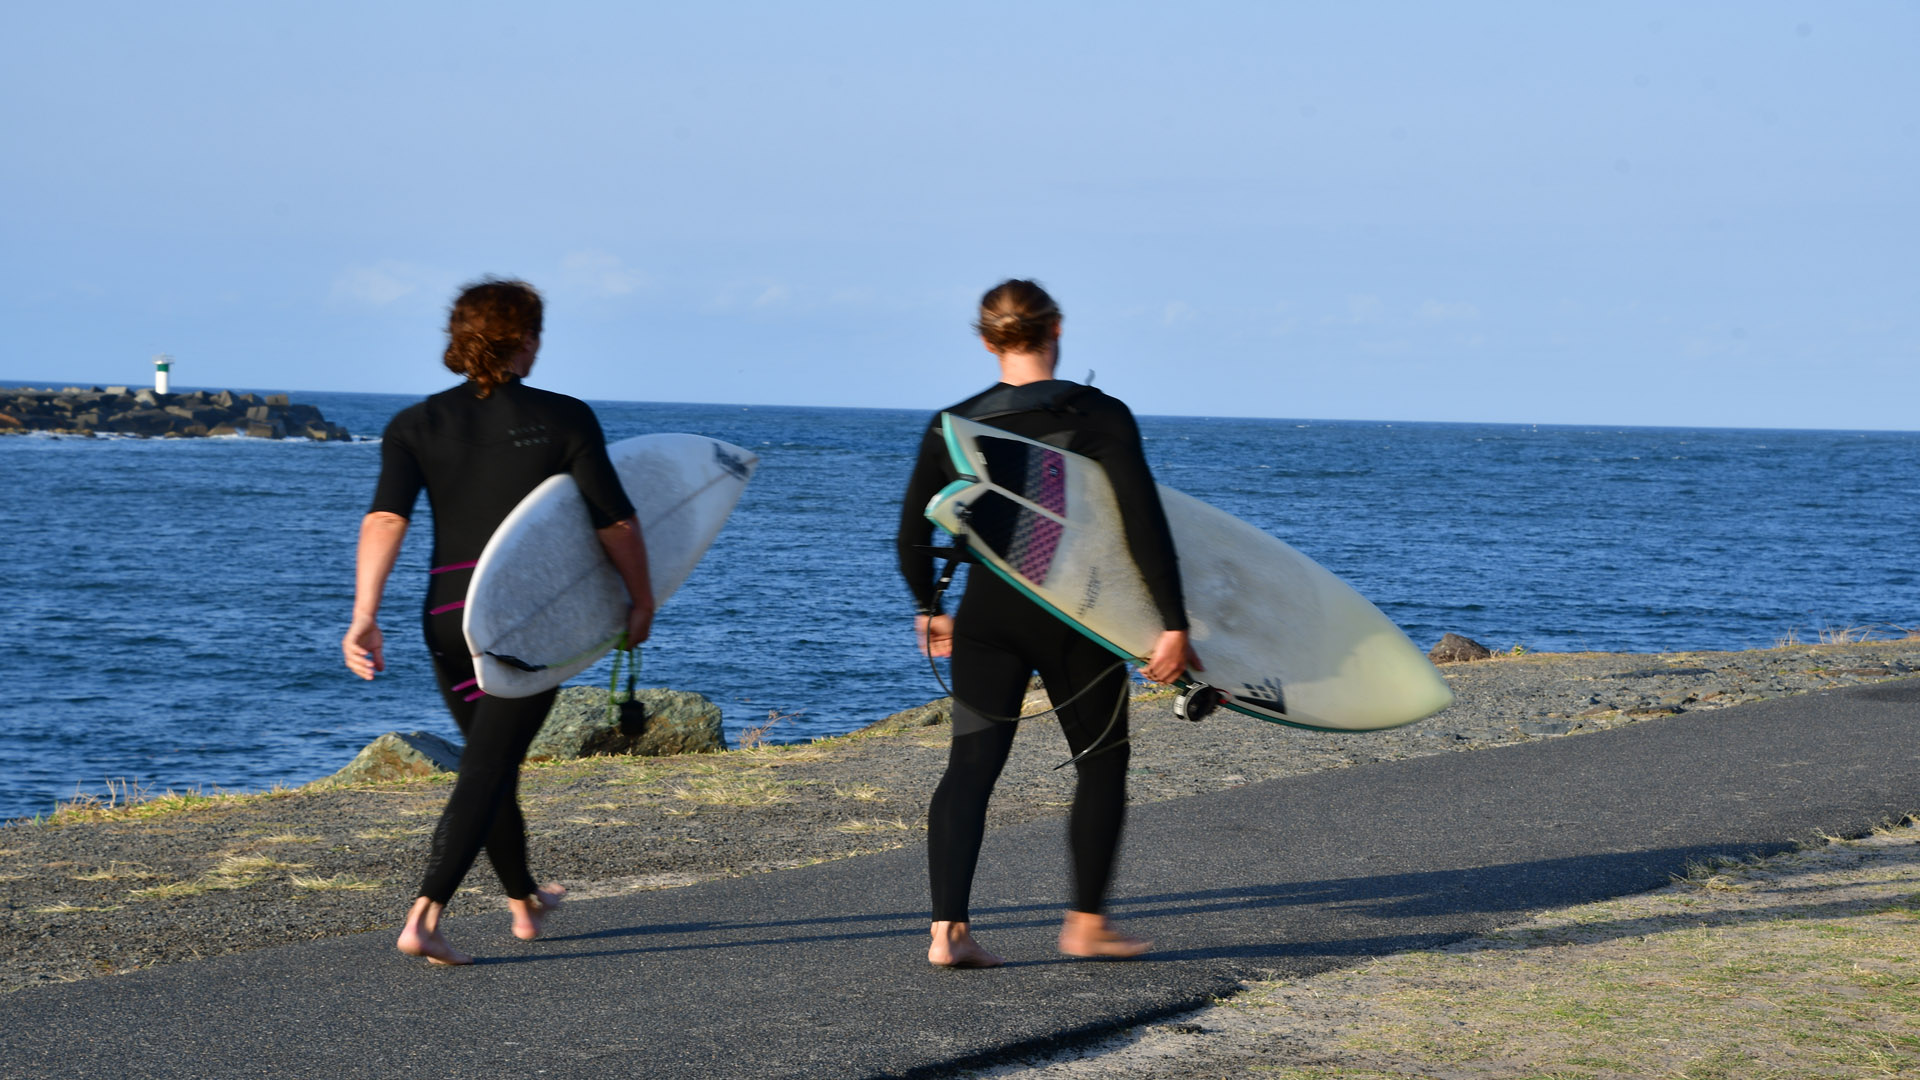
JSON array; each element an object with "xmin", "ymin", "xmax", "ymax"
[{"xmin": 492, "ymin": 842, "xmax": 1798, "ymax": 969}]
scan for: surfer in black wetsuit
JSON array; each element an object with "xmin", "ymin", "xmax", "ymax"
[
  {"xmin": 897, "ymin": 279, "xmax": 1200, "ymax": 967},
  {"xmin": 343, "ymin": 279, "xmax": 656, "ymax": 966}
]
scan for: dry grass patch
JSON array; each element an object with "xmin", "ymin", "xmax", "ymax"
[
  {"xmin": 126, "ymin": 853, "xmax": 309, "ymax": 903},
  {"xmin": 39, "ymin": 779, "xmax": 310, "ymax": 826},
  {"xmin": 604, "ymin": 758, "xmax": 725, "ymax": 789},
  {"xmin": 731, "ymin": 743, "xmax": 835, "ymax": 767},
  {"xmin": 354, "ymin": 825, "xmax": 430, "ymax": 841},
  {"xmin": 1268, "ymin": 835, "xmax": 1918, "ymax": 1079},
  {"xmin": 212, "ymin": 854, "xmax": 306, "ymax": 877},
  {"xmin": 70, "ymin": 862, "xmax": 162, "ymax": 882},
  {"xmin": 31, "ymin": 903, "xmax": 122, "ymax": 915},
  {"xmin": 835, "ymin": 818, "xmax": 918, "ymax": 834},
  {"xmin": 289, "ymin": 873, "xmax": 381, "ymax": 892},
  {"xmin": 671, "ymin": 776, "xmax": 804, "ymax": 806},
  {"xmin": 989, "ymin": 822, "xmax": 1920, "ymax": 1080},
  {"xmin": 259, "ymin": 833, "xmax": 323, "ymax": 845},
  {"xmin": 127, "ymin": 879, "xmax": 220, "ymax": 902},
  {"xmin": 833, "ymin": 783, "xmax": 886, "ymax": 802}
]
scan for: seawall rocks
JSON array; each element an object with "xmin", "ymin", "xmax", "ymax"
[{"xmin": 0, "ymin": 386, "xmax": 350, "ymax": 440}]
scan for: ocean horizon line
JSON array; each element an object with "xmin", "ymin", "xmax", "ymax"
[{"xmin": 5, "ymin": 377, "xmax": 1916, "ymax": 437}]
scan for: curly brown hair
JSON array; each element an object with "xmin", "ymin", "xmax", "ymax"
[
  {"xmin": 443, "ymin": 278, "xmax": 544, "ymax": 398},
  {"xmin": 973, "ymin": 279, "xmax": 1061, "ymax": 355}
]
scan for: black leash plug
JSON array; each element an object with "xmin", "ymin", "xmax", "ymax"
[{"xmin": 1174, "ymin": 683, "xmax": 1222, "ymax": 723}]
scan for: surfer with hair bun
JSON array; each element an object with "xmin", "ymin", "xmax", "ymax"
[
  {"xmin": 343, "ymin": 278, "xmax": 656, "ymax": 966},
  {"xmin": 898, "ymin": 278, "xmax": 1201, "ymax": 967}
]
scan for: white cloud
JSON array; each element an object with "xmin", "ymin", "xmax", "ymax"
[
  {"xmin": 753, "ymin": 284, "xmax": 791, "ymax": 308},
  {"xmin": 560, "ymin": 250, "xmax": 652, "ymax": 297},
  {"xmin": 1162, "ymin": 300, "xmax": 1196, "ymax": 326},
  {"xmin": 1417, "ymin": 299, "xmax": 1481, "ymax": 322},
  {"xmin": 331, "ymin": 263, "xmax": 424, "ymax": 306},
  {"xmin": 1343, "ymin": 294, "xmax": 1385, "ymax": 324}
]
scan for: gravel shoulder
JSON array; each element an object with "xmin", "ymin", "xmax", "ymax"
[
  {"xmin": 4, "ymin": 640, "xmax": 1916, "ymax": 996},
  {"xmin": 972, "ymin": 821, "xmax": 1920, "ymax": 1080}
]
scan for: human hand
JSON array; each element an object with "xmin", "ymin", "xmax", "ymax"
[
  {"xmin": 343, "ymin": 617, "xmax": 385, "ymax": 680},
  {"xmin": 624, "ymin": 598, "xmax": 656, "ymax": 647},
  {"xmin": 916, "ymin": 614, "xmax": 954, "ymax": 658},
  {"xmin": 1143, "ymin": 629, "xmax": 1201, "ymax": 684}
]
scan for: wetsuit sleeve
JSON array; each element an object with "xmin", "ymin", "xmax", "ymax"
[
  {"xmin": 1083, "ymin": 401, "xmax": 1189, "ymax": 632},
  {"xmin": 564, "ymin": 404, "xmax": 636, "ymax": 529},
  {"xmin": 368, "ymin": 413, "xmax": 425, "ymax": 518},
  {"xmin": 896, "ymin": 419, "xmax": 952, "ymax": 615}
]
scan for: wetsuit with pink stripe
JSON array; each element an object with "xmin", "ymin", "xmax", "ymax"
[
  {"xmin": 370, "ymin": 376, "xmax": 634, "ymax": 904},
  {"xmin": 896, "ymin": 380, "xmax": 1187, "ymax": 922}
]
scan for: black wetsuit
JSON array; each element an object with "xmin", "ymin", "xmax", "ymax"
[
  {"xmin": 370, "ymin": 376, "xmax": 634, "ymax": 905},
  {"xmin": 896, "ymin": 380, "xmax": 1186, "ymax": 921}
]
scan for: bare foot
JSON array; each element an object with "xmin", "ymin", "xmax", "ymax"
[
  {"xmin": 509, "ymin": 883, "xmax": 567, "ymax": 941},
  {"xmin": 928, "ymin": 920, "xmax": 1005, "ymax": 968},
  {"xmin": 396, "ymin": 896, "xmax": 473, "ymax": 966},
  {"xmin": 1058, "ymin": 910, "xmax": 1150, "ymax": 959}
]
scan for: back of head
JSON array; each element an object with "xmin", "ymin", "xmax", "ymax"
[
  {"xmin": 443, "ymin": 279, "xmax": 544, "ymax": 398},
  {"xmin": 974, "ymin": 279, "xmax": 1060, "ymax": 355}
]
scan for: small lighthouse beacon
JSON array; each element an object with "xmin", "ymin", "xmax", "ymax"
[{"xmin": 153, "ymin": 354, "xmax": 172, "ymax": 395}]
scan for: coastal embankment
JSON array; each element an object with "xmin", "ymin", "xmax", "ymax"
[
  {"xmin": 2, "ymin": 640, "xmax": 1915, "ymax": 996},
  {"xmin": 0, "ymin": 386, "xmax": 350, "ymax": 439}
]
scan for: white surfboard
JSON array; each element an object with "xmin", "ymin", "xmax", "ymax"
[
  {"xmin": 926, "ymin": 414, "xmax": 1450, "ymax": 731},
  {"xmin": 464, "ymin": 434, "xmax": 758, "ymax": 698}
]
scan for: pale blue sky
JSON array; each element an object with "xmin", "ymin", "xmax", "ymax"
[{"xmin": 4, "ymin": 2, "xmax": 1914, "ymax": 428}]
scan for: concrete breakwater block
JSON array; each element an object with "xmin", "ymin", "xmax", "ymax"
[{"xmin": 0, "ymin": 385, "xmax": 351, "ymax": 440}]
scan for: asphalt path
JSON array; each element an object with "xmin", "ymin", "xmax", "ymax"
[{"xmin": 4, "ymin": 679, "xmax": 1916, "ymax": 1079}]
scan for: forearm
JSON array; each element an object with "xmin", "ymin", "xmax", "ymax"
[
  {"xmin": 596, "ymin": 516, "xmax": 654, "ymax": 606},
  {"xmin": 353, "ymin": 512, "xmax": 409, "ymax": 621},
  {"xmin": 897, "ymin": 425, "xmax": 949, "ymax": 613},
  {"xmin": 1096, "ymin": 439, "xmax": 1189, "ymax": 631}
]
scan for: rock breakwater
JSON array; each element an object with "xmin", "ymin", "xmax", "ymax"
[{"xmin": 0, "ymin": 386, "xmax": 350, "ymax": 440}]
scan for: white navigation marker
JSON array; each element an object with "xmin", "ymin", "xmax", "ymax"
[{"xmin": 153, "ymin": 354, "xmax": 172, "ymax": 395}]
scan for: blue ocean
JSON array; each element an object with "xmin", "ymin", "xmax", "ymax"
[{"xmin": 4, "ymin": 386, "xmax": 1916, "ymax": 821}]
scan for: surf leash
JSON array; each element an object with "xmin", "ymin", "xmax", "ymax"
[
  {"xmin": 917, "ymin": 547, "xmax": 1133, "ymax": 769},
  {"xmin": 606, "ymin": 633, "xmax": 648, "ymax": 733}
]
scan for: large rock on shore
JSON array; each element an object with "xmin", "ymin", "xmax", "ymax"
[
  {"xmin": 318, "ymin": 688, "xmax": 727, "ymax": 787},
  {"xmin": 321, "ymin": 731, "xmax": 463, "ymax": 785},
  {"xmin": 528, "ymin": 686, "xmax": 726, "ymax": 759},
  {"xmin": 855, "ymin": 697, "xmax": 954, "ymax": 736},
  {"xmin": 1430, "ymin": 633, "xmax": 1494, "ymax": 664},
  {"xmin": 850, "ymin": 678, "xmax": 1053, "ymax": 737}
]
